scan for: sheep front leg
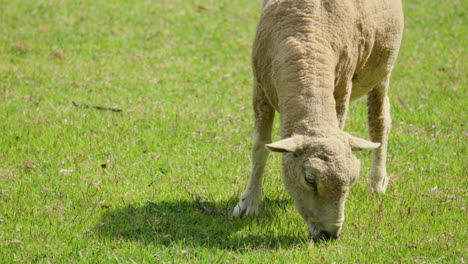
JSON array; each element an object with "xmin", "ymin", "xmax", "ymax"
[
  {"xmin": 233, "ymin": 88, "xmax": 274, "ymax": 217},
  {"xmin": 367, "ymin": 76, "xmax": 392, "ymax": 193},
  {"xmin": 335, "ymin": 81, "xmax": 352, "ymax": 129}
]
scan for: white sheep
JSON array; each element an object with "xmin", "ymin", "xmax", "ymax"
[{"xmin": 233, "ymin": 0, "xmax": 404, "ymax": 241}]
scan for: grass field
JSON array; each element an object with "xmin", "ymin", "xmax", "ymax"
[{"xmin": 0, "ymin": 0, "xmax": 466, "ymax": 263}]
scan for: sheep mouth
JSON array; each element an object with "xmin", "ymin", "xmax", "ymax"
[{"xmin": 307, "ymin": 221, "xmax": 342, "ymax": 242}]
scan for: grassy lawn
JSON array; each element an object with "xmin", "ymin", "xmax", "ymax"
[{"xmin": 0, "ymin": 0, "xmax": 466, "ymax": 263}]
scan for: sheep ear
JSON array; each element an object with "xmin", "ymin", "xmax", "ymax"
[
  {"xmin": 265, "ymin": 135, "xmax": 305, "ymax": 153},
  {"xmin": 347, "ymin": 134, "xmax": 381, "ymax": 151}
]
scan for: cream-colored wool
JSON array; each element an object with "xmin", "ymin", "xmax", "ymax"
[{"xmin": 233, "ymin": 0, "xmax": 403, "ymax": 240}]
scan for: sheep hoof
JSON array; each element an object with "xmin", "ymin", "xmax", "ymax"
[
  {"xmin": 370, "ymin": 177, "xmax": 388, "ymax": 194},
  {"xmin": 232, "ymin": 194, "xmax": 260, "ymax": 217}
]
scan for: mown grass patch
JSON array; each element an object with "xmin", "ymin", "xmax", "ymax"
[{"xmin": 1, "ymin": 0, "xmax": 466, "ymax": 263}]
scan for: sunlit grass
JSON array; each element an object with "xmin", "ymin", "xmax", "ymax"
[{"xmin": 0, "ymin": 0, "xmax": 466, "ymax": 263}]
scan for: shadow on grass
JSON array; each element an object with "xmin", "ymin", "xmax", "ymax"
[{"xmin": 95, "ymin": 197, "xmax": 308, "ymax": 250}]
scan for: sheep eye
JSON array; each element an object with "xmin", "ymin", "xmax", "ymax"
[
  {"xmin": 305, "ymin": 176, "xmax": 316, "ymax": 185},
  {"xmin": 305, "ymin": 175, "xmax": 318, "ymax": 193},
  {"xmin": 304, "ymin": 168, "xmax": 318, "ymax": 187}
]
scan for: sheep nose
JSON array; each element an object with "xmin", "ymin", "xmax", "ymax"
[{"xmin": 314, "ymin": 231, "xmax": 336, "ymax": 242}]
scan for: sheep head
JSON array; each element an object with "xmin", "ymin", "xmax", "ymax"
[{"xmin": 266, "ymin": 131, "xmax": 380, "ymax": 241}]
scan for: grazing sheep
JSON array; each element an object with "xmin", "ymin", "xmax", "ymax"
[{"xmin": 233, "ymin": 0, "xmax": 403, "ymax": 241}]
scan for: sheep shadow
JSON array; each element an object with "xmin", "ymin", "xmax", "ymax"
[{"xmin": 95, "ymin": 197, "xmax": 308, "ymax": 250}]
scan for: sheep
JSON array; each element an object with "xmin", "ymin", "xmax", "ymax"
[{"xmin": 233, "ymin": 0, "xmax": 404, "ymax": 241}]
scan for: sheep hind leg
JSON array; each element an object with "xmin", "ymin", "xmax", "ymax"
[
  {"xmin": 233, "ymin": 86, "xmax": 274, "ymax": 217},
  {"xmin": 367, "ymin": 75, "xmax": 392, "ymax": 193}
]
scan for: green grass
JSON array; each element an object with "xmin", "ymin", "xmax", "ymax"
[{"xmin": 0, "ymin": 0, "xmax": 466, "ymax": 263}]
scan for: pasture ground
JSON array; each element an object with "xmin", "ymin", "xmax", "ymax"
[{"xmin": 0, "ymin": 0, "xmax": 466, "ymax": 263}]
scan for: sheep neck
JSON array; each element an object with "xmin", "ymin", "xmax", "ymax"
[{"xmin": 279, "ymin": 89, "xmax": 339, "ymax": 138}]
